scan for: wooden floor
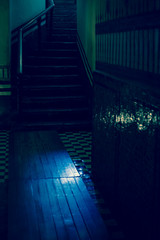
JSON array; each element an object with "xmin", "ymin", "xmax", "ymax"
[{"xmin": 8, "ymin": 131, "xmax": 109, "ymax": 240}]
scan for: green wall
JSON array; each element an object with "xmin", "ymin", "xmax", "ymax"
[
  {"xmin": 0, "ymin": 0, "xmax": 10, "ymax": 66},
  {"xmin": 10, "ymin": 0, "xmax": 45, "ymax": 31},
  {"xmin": 77, "ymin": 0, "xmax": 96, "ymax": 71}
]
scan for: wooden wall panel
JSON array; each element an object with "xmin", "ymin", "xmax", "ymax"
[
  {"xmin": 95, "ymin": 0, "xmax": 160, "ymax": 80},
  {"xmin": 96, "ymin": 28, "xmax": 160, "ymax": 74},
  {"xmin": 154, "ymin": 29, "xmax": 159, "ymax": 74},
  {"xmin": 93, "ymin": 2, "xmax": 160, "ymax": 239}
]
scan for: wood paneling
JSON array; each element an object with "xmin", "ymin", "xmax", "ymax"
[{"xmin": 96, "ymin": 0, "xmax": 160, "ymax": 78}]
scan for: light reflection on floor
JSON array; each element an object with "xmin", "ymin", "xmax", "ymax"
[{"xmin": 59, "ymin": 131, "xmax": 126, "ymax": 240}]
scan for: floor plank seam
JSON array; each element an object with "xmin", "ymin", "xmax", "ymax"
[
  {"xmin": 0, "ymin": 130, "xmax": 126, "ymax": 240},
  {"xmin": 59, "ymin": 131, "xmax": 126, "ymax": 240}
]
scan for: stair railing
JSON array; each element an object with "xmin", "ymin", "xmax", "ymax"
[
  {"xmin": 14, "ymin": 2, "xmax": 55, "ymax": 115},
  {"xmin": 17, "ymin": 2, "xmax": 55, "ymax": 75}
]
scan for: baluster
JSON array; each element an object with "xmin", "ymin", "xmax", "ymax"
[
  {"xmin": 18, "ymin": 29, "xmax": 23, "ymax": 74},
  {"xmin": 38, "ymin": 17, "xmax": 41, "ymax": 49},
  {"xmin": 50, "ymin": 7, "xmax": 53, "ymax": 30}
]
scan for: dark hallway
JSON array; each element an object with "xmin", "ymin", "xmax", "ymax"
[
  {"xmin": 8, "ymin": 130, "xmax": 108, "ymax": 240},
  {"xmin": 0, "ymin": 0, "xmax": 160, "ymax": 240}
]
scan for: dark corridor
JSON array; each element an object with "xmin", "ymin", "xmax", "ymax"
[{"xmin": 0, "ymin": 0, "xmax": 160, "ymax": 240}]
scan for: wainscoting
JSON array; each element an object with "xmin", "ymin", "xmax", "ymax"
[{"xmin": 92, "ymin": 71, "xmax": 160, "ymax": 240}]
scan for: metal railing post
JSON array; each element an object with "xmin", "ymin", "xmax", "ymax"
[
  {"xmin": 18, "ymin": 29, "xmax": 23, "ymax": 74},
  {"xmin": 38, "ymin": 17, "xmax": 41, "ymax": 49},
  {"xmin": 50, "ymin": 8, "xmax": 53, "ymax": 30}
]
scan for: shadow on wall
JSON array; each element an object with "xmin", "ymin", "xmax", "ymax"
[{"xmin": 92, "ymin": 72, "xmax": 160, "ymax": 240}]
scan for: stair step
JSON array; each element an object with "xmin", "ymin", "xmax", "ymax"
[
  {"xmin": 23, "ymin": 84, "xmax": 84, "ymax": 96},
  {"xmin": 32, "ymin": 49, "xmax": 78, "ymax": 57},
  {"xmin": 23, "ymin": 95, "xmax": 86, "ymax": 101},
  {"xmin": 41, "ymin": 41, "xmax": 77, "ymax": 49},
  {"xmin": 19, "ymin": 120, "xmax": 91, "ymax": 131},
  {"xmin": 23, "ymin": 74, "xmax": 80, "ymax": 85},
  {"xmin": 21, "ymin": 108, "xmax": 90, "ymax": 121},
  {"xmin": 49, "ymin": 34, "xmax": 76, "ymax": 41},
  {"xmin": 22, "ymin": 96, "xmax": 87, "ymax": 108},
  {"xmin": 24, "ymin": 65, "xmax": 79, "ymax": 75},
  {"xmin": 51, "ymin": 28, "xmax": 77, "ymax": 34},
  {"xmin": 54, "ymin": 3, "xmax": 76, "ymax": 7},
  {"xmin": 25, "ymin": 56, "xmax": 78, "ymax": 65},
  {"xmin": 52, "ymin": 12, "xmax": 76, "ymax": 17},
  {"xmin": 54, "ymin": 0, "xmax": 75, "ymax": 3},
  {"xmin": 52, "ymin": 18, "xmax": 76, "ymax": 22},
  {"xmin": 54, "ymin": 1, "xmax": 76, "ymax": 5},
  {"xmin": 54, "ymin": 6, "xmax": 76, "ymax": 10},
  {"xmin": 23, "ymin": 107, "xmax": 88, "ymax": 114},
  {"xmin": 23, "ymin": 84, "xmax": 82, "ymax": 88},
  {"xmin": 51, "ymin": 21, "xmax": 76, "ymax": 27},
  {"xmin": 51, "ymin": 13, "xmax": 77, "ymax": 22}
]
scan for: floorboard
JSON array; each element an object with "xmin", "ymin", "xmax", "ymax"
[{"xmin": 8, "ymin": 131, "xmax": 109, "ymax": 239}]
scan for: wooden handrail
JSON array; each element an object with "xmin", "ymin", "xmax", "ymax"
[
  {"xmin": 17, "ymin": 2, "xmax": 55, "ymax": 75},
  {"xmin": 21, "ymin": 4, "xmax": 54, "ymax": 31}
]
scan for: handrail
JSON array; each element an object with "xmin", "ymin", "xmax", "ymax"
[
  {"xmin": 17, "ymin": 2, "xmax": 55, "ymax": 75},
  {"xmin": 21, "ymin": 5, "xmax": 54, "ymax": 31}
]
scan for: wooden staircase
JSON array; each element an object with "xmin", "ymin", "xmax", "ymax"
[{"xmin": 19, "ymin": 0, "xmax": 91, "ymax": 131}]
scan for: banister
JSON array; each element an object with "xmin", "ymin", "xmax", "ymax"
[
  {"xmin": 17, "ymin": 2, "xmax": 55, "ymax": 75},
  {"xmin": 21, "ymin": 4, "xmax": 55, "ymax": 32}
]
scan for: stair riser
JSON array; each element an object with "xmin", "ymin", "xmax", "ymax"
[
  {"xmin": 24, "ymin": 66, "xmax": 79, "ymax": 75},
  {"xmin": 23, "ymin": 87, "xmax": 83, "ymax": 97},
  {"xmin": 22, "ymin": 76, "xmax": 81, "ymax": 85},
  {"xmin": 20, "ymin": 124, "xmax": 91, "ymax": 132},
  {"xmin": 52, "ymin": 17, "xmax": 76, "ymax": 23},
  {"xmin": 25, "ymin": 57, "xmax": 78, "ymax": 66},
  {"xmin": 49, "ymin": 35, "xmax": 76, "ymax": 42},
  {"xmin": 54, "ymin": 0, "xmax": 75, "ymax": 4},
  {"xmin": 51, "ymin": 22, "xmax": 76, "ymax": 28},
  {"xmin": 53, "ymin": 11, "xmax": 76, "ymax": 16},
  {"xmin": 51, "ymin": 28, "xmax": 76, "ymax": 34},
  {"xmin": 22, "ymin": 99, "xmax": 87, "ymax": 109},
  {"xmin": 42, "ymin": 42, "xmax": 77, "ymax": 50},
  {"xmin": 21, "ymin": 111, "xmax": 89, "ymax": 122},
  {"xmin": 32, "ymin": 50, "xmax": 78, "ymax": 57},
  {"xmin": 52, "ymin": 21, "xmax": 76, "ymax": 25},
  {"xmin": 54, "ymin": 1, "xmax": 75, "ymax": 4}
]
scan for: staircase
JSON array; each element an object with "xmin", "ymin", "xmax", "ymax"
[{"xmin": 19, "ymin": 0, "xmax": 91, "ymax": 131}]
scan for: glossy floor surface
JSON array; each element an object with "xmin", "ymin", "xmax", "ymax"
[
  {"xmin": 8, "ymin": 130, "xmax": 109, "ymax": 240},
  {"xmin": 0, "ymin": 130, "xmax": 126, "ymax": 240}
]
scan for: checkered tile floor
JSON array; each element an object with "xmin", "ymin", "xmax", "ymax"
[
  {"xmin": 59, "ymin": 131, "xmax": 92, "ymax": 178},
  {"xmin": 0, "ymin": 131, "xmax": 9, "ymax": 183},
  {"xmin": 59, "ymin": 131, "xmax": 125, "ymax": 240}
]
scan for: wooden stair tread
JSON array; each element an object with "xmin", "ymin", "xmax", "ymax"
[
  {"xmin": 23, "ymin": 74, "xmax": 79, "ymax": 78},
  {"xmin": 24, "ymin": 65, "xmax": 78, "ymax": 68},
  {"xmin": 27, "ymin": 56, "xmax": 77, "ymax": 59},
  {"xmin": 23, "ymin": 84, "xmax": 82, "ymax": 88},
  {"xmin": 23, "ymin": 95, "xmax": 86, "ymax": 100},
  {"xmin": 23, "ymin": 107, "xmax": 88, "ymax": 113}
]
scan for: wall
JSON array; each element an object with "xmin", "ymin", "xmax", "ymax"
[
  {"xmin": 0, "ymin": 0, "xmax": 11, "ymax": 128},
  {"xmin": 10, "ymin": 0, "xmax": 46, "ymax": 31},
  {"xmin": 0, "ymin": 0, "xmax": 10, "ymax": 67},
  {"xmin": 77, "ymin": 0, "xmax": 96, "ymax": 71},
  {"xmin": 95, "ymin": 0, "xmax": 160, "ymax": 74},
  {"xmin": 92, "ymin": 0, "xmax": 160, "ymax": 239}
]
